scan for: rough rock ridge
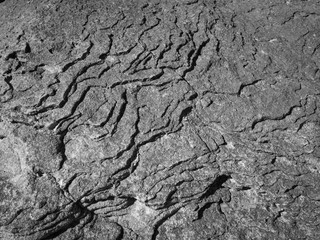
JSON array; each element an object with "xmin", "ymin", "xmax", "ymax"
[{"xmin": 0, "ymin": 0, "xmax": 320, "ymax": 239}]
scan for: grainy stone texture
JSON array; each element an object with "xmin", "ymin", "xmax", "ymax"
[{"xmin": 0, "ymin": 0, "xmax": 320, "ymax": 239}]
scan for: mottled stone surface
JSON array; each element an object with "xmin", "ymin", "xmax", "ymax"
[{"xmin": 0, "ymin": 0, "xmax": 320, "ymax": 239}]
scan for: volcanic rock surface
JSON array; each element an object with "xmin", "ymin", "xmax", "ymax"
[{"xmin": 0, "ymin": 0, "xmax": 320, "ymax": 239}]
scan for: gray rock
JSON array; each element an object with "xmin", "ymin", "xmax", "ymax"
[{"xmin": 0, "ymin": 0, "xmax": 320, "ymax": 239}]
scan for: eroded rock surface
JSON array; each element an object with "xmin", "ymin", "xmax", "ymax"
[{"xmin": 1, "ymin": 0, "xmax": 320, "ymax": 239}]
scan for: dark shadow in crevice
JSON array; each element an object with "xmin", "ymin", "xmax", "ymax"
[
  {"xmin": 200, "ymin": 174, "xmax": 231, "ymax": 200},
  {"xmin": 179, "ymin": 106, "xmax": 193, "ymax": 122},
  {"xmin": 197, "ymin": 201, "xmax": 214, "ymax": 220}
]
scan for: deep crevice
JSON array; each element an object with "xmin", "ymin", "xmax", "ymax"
[
  {"xmin": 200, "ymin": 174, "xmax": 231, "ymax": 200},
  {"xmin": 178, "ymin": 106, "xmax": 193, "ymax": 122}
]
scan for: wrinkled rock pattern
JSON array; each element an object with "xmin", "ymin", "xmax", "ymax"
[{"xmin": 1, "ymin": 0, "xmax": 320, "ymax": 239}]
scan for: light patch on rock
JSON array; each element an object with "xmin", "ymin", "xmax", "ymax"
[
  {"xmin": 43, "ymin": 65, "xmax": 62, "ymax": 74},
  {"xmin": 125, "ymin": 200, "xmax": 158, "ymax": 235}
]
